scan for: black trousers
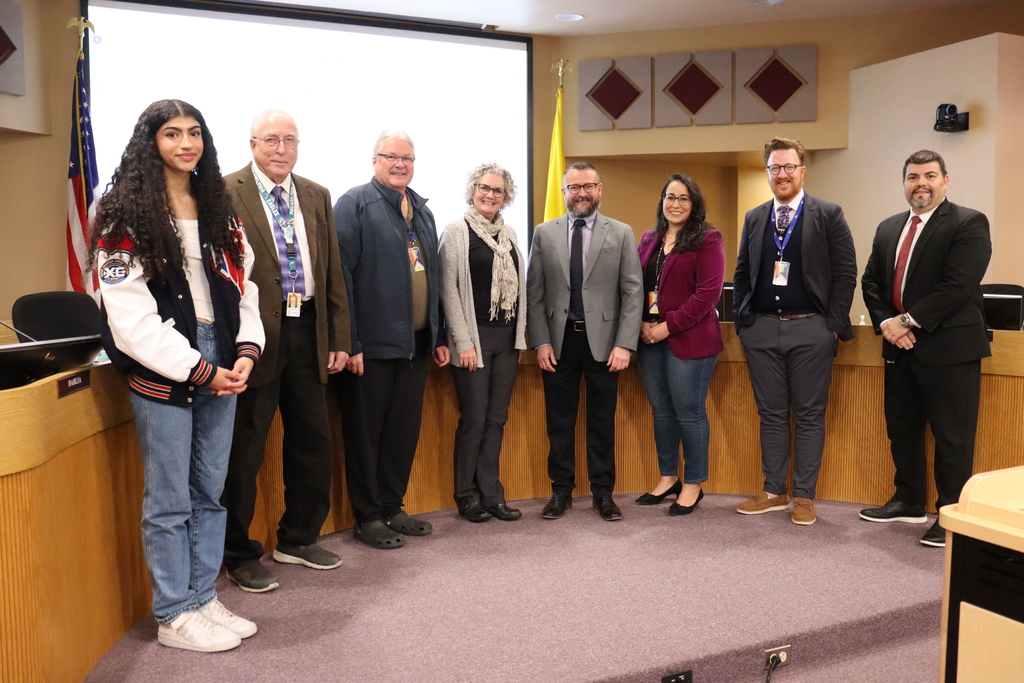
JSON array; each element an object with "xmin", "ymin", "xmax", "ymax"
[
  {"xmin": 884, "ymin": 351, "xmax": 981, "ymax": 509},
  {"xmin": 542, "ymin": 322, "xmax": 619, "ymax": 498},
  {"xmin": 221, "ymin": 307, "xmax": 333, "ymax": 569},
  {"xmin": 336, "ymin": 346, "xmax": 428, "ymax": 524},
  {"xmin": 451, "ymin": 325, "xmax": 519, "ymax": 507}
]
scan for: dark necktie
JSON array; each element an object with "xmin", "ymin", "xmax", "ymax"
[
  {"xmin": 776, "ymin": 205, "xmax": 792, "ymax": 237},
  {"xmin": 892, "ymin": 216, "xmax": 921, "ymax": 314},
  {"xmin": 569, "ymin": 219, "xmax": 585, "ymax": 321}
]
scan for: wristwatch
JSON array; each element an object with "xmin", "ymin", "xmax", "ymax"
[{"xmin": 898, "ymin": 313, "xmax": 912, "ymax": 328}]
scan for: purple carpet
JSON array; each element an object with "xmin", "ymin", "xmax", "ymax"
[{"xmin": 87, "ymin": 495, "xmax": 944, "ymax": 683}]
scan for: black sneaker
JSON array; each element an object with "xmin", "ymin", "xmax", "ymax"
[
  {"xmin": 920, "ymin": 521, "xmax": 946, "ymax": 547},
  {"xmin": 272, "ymin": 542, "xmax": 343, "ymax": 569},
  {"xmin": 226, "ymin": 559, "xmax": 280, "ymax": 593},
  {"xmin": 859, "ymin": 497, "xmax": 927, "ymax": 524}
]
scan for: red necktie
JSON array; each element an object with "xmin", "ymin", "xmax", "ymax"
[{"xmin": 892, "ymin": 216, "xmax": 921, "ymax": 314}]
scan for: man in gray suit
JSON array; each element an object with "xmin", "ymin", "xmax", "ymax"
[{"xmin": 527, "ymin": 161, "xmax": 643, "ymax": 521}]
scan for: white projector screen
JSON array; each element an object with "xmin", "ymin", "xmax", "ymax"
[{"xmin": 87, "ymin": 1, "xmax": 532, "ymax": 244}]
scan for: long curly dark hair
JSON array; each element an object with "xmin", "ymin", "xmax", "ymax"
[
  {"xmin": 89, "ymin": 99, "xmax": 241, "ymax": 281},
  {"xmin": 655, "ymin": 174, "xmax": 712, "ymax": 253}
]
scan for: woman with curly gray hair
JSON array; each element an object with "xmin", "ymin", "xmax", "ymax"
[{"xmin": 439, "ymin": 163, "xmax": 527, "ymax": 523}]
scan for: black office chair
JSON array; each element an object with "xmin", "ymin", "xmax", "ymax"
[{"xmin": 11, "ymin": 291, "xmax": 101, "ymax": 343}]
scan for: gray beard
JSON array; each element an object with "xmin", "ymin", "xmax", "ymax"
[{"xmin": 567, "ymin": 197, "xmax": 600, "ymax": 218}]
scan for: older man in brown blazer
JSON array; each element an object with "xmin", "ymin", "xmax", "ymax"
[{"xmin": 220, "ymin": 108, "xmax": 351, "ymax": 592}]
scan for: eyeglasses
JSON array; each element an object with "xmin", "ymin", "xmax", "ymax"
[
  {"xmin": 767, "ymin": 164, "xmax": 801, "ymax": 175},
  {"xmin": 253, "ymin": 136, "xmax": 299, "ymax": 149},
  {"xmin": 664, "ymin": 194, "xmax": 691, "ymax": 205},
  {"xmin": 377, "ymin": 153, "xmax": 415, "ymax": 165},
  {"xmin": 564, "ymin": 183, "xmax": 599, "ymax": 194},
  {"xmin": 476, "ymin": 184, "xmax": 506, "ymax": 198}
]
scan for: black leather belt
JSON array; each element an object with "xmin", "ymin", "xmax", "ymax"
[
  {"xmin": 762, "ymin": 312, "xmax": 815, "ymax": 320},
  {"xmin": 570, "ymin": 320, "xmax": 586, "ymax": 332}
]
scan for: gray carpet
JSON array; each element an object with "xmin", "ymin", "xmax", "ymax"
[{"xmin": 87, "ymin": 495, "xmax": 944, "ymax": 683}]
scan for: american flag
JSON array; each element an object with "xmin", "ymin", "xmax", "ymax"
[{"xmin": 65, "ymin": 49, "xmax": 99, "ymax": 296}]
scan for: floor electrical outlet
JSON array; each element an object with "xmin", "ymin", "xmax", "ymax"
[
  {"xmin": 661, "ymin": 670, "xmax": 693, "ymax": 683},
  {"xmin": 764, "ymin": 644, "xmax": 792, "ymax": 669}
]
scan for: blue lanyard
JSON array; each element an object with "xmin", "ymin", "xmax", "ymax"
[
  {"xmin": 254, "ymin": 173, "xmax": 299, "ymax": 280},
  {"xmin": 770, "ymin": 197, "xmax": 805, "ymax": 256}
]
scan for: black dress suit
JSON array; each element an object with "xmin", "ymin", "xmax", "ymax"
[
  {"xmin": 732, "ymin": 194, "xmax": 857, "ymax": 499},
  {"xmin": 862, "ymin": 198, "xmax": 991, "ymax": 508},
  {"xmin": 221, "ymin": 164, "xmax": 351, "ymax": 568}
]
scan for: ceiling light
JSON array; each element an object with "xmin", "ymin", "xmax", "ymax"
[
  {"xmin": 737, "ymin": 0, "xmax": 790, "ymax": 5},
  {"xmin": 555, "ymin": 13, "xmax": 585, "ymax": 21}
]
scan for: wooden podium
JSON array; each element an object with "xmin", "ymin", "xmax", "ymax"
[{"xmin": 940, "ymin": 466, "xmax": 1024, "ymax": 683}]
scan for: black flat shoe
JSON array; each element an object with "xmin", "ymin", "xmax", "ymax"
[
  {"xmin": 485, "ymin": 502, "xmax": 522, "ymax": 521},
  {"xmin": 458, "ymin": 501, "xmax": 492, "ymax": 523},
  {"xmin": 635, "ymin": 479, "xmax": 682, "ymax": 505},
  {"xmin": 669, "ymin": 488, "xmax": 704, "ymax": 516}
]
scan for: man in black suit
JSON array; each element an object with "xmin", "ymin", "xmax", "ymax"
[
  {"xmin": 733, "ymin": 137, "xmax": 857, "ymax": 526},
  {"xmin": 859, "ymin": 150, "xmax": 991, "ymax": 548},
  {"xmin": 221, "ymin": 109, "xmax": 351, "ymax": 591}
]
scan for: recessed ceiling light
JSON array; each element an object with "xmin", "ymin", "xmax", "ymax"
[
  {"xmin": 737, "ymin": 0, "xmax": 790, "ymax": 5},
  {"xmin": 555, "ymin": 13, "xmax": 585, "ymax": 21}
]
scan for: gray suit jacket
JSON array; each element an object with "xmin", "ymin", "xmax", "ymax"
[
  {"xmin": 526, "ymin": 212, "xmax": 643, "ymax": 361},
  {"xmin": 225, "ymin": 164, "xmax": 350, "ymax": 387}
]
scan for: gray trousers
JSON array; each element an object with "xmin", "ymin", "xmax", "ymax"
[
  {"xmin": 451, "ymin": 325, "xmax": 519, "ymax": 507},
  {"xmin": 737, "ymin": 314, "xmax": 837, "ymax": 499}
]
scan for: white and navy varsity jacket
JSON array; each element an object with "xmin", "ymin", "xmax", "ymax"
[{"xmin": 96, "ymin": 216, "xmax": 264, "ymax": 406}]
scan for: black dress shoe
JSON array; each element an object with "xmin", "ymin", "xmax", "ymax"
[
  {"xmin": 593, "ymin": 495, "xmax": 623, "ymax": 521},
  {"xmin": 457, "ymin": 501, "xmax": 492, "ymax": 523},
  {"xmin": 635, "ymin": 479, "xmax": 682, "ymax": 505},
  {"xmin": 859, "ymin": 497, "xmax": 927, "ymax": 524},
  {"xmin": 920, "ymin": 520, "xmax": 946, "ymax": 547},
  {"xmin": 485, "ymin": 502, "xmax": 522, "ymax": 521},
  {"xmin": 542, "ymin": 493, "xmax": 572, "ymax": 519},
  {"xmin": 669, "ymin": 488, "xmax": 704, "ymax": 516}
]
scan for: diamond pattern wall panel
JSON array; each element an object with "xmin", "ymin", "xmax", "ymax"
[
  {"xmin": 654, "ymin": 53, "xmax": 692, "ymax": 127},
  {"xmin": 613, "ymin": 56, "xmax": 651, "ymax": 129},
  {"xmin": 736, "ymin": 48, "xmax": 775, "ymax": 124},
  {"xmin": 579, "ymin": 59, "xmax": 614, "ymax": 131},
  {"xmin": 777, "ymin": 45, "xmax": 817, "ymax": 122},
  {"xmin": 655, "ymin": 51, "xmax": 731, "ymax": 127},
  {"xmin": 692, "ymin": 51, "xmax": 732, "ymax": 125}
]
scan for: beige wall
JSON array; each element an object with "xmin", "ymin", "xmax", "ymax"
[
  {"xmin": 812, "ymin": 32, "xmax": 1024, "ymax": 320},
  {"xmin": 0, "ymin": 0, "xmax": 81, "ymax": 316}
]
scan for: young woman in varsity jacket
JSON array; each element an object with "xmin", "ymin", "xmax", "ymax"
[{"xmin": 89, "ymin": 100, "xmax": 264, "ymax": 653}]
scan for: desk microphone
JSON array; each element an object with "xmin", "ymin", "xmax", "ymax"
[{"xmin": 0, "ymin": 320, "xmax": 38, "ymax": 343}]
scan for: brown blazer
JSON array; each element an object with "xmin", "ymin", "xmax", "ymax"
[{"xmin": 224, "ymin": 164, "xmax": 350, "ymax": 387}]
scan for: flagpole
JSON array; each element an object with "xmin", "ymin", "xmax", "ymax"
[{"xmin": 543, "ymin": 60, "xmax": 570, "ymax": 223}]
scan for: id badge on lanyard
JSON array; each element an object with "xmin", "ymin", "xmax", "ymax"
[{"xmin": 771, "ymin": 198, "xmax": 804, "ymax": 287}]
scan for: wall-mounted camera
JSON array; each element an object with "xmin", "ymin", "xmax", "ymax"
[{"xmin": 935, "ymin": 103, "xmax": 969, "ymax": 133}]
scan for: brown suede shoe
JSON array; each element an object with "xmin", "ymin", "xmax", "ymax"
[
  {"xmin": 737, "ymin": 491, "xmax": 790, "ymax": 515},
  {"xmin": 791, "ymin": 498, "xmax": 816, "ymax": 525}
]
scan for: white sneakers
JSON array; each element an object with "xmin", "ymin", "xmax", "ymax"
[
  {"xmin": 157, "ymin": 600, "xmax": 256, "ymax": 653},
  {"xmin": 200, "ymin": 599, "xmax": 258, "ymax": 639}
]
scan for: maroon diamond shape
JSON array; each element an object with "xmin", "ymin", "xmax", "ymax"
[
  {"xmin": 748, "ymin": 58, "xmax": 803, "ymax": 112},
  {"xmin": 665, "ymin": 62, "xmax": 722, "ymax": 116},
  {"xmin": 588, "ymin": 67, "xmax": 642, "ymax": 120}
]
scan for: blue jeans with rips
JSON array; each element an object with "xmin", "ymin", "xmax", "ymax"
[
  {"xmin": 637, "ymin": 342, "xmax": 718, "ymax": 483},
  {"xmin": 130, "ymin": 321, "xmax": 237, "ymax": 624}
]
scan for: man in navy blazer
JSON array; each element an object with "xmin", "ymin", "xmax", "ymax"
[
  {"xmin": 859, "ymin": 150, "xmax": 991, "ymax": 548},
  {"xmin": 733, "ymin": 137, "xmax": 857, "ymax": 526}
]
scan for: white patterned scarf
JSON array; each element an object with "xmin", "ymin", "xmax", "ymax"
[{"xmin": 464, "ymin": 207, "xmax": 519, "ymax": 322}]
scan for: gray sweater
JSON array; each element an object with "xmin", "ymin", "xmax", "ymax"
[{"xmin": 438, "ymin": 217, "xmax": 527, "ymax": 368}]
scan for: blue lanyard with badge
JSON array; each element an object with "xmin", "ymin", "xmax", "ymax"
[
  {"xmin": 770, "ymin": 197, "xmax": 804, "ymax": 287},
  {"xmin": 254, "ymin": 174, "xmax": 302, "ymax": 317},
  {"xmin": 406, "ymin": 197, "xmax": 425, "ymax": 272}
]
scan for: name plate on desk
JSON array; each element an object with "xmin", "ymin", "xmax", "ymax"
[{"xmin": 57, "ymin": 370, "xmax": 91, "ymax": 398}]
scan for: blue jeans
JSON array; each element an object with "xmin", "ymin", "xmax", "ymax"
[
  {"xmin": 130, "ymin": 322, "xmax": 236, "ymax": 624},
  {"xmin": 637, "ymin": 342, "xmax": 718, "ymax": 483}
]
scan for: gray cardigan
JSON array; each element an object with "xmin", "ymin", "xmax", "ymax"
[{"xmin": 438, "ymin": 217, "xmax": 527, "ymax": 368}]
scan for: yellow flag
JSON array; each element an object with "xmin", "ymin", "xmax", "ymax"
[{"xmin": 543, "ymin": 87, "xmax": 565, "ymax": 223}]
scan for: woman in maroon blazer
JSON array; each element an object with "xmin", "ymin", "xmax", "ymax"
[{"xmin": 635, "ymin": 174, "xmax": 725, "ymax": 515}]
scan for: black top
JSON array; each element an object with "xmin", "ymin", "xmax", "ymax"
[
  {"xmin": 468, "ymin": 230, "xmax": 518, "ymax": 327},
  {"xmin": 642, "ymin": 239, "xmax": 665, "ymax": 323}
]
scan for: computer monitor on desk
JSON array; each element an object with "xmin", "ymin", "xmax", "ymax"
[
  {"xmin": 0, "ymin": 335, "xmax": 103, "ymax": 390},
  {"xmin": 982, "ymin": 293, "xmax": 1024, "ymax": 331}
]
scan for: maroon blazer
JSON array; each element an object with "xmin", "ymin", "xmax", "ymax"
[{"xmin": 637, "ymin": 228, "xmax": 725, "ymax": 360}]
